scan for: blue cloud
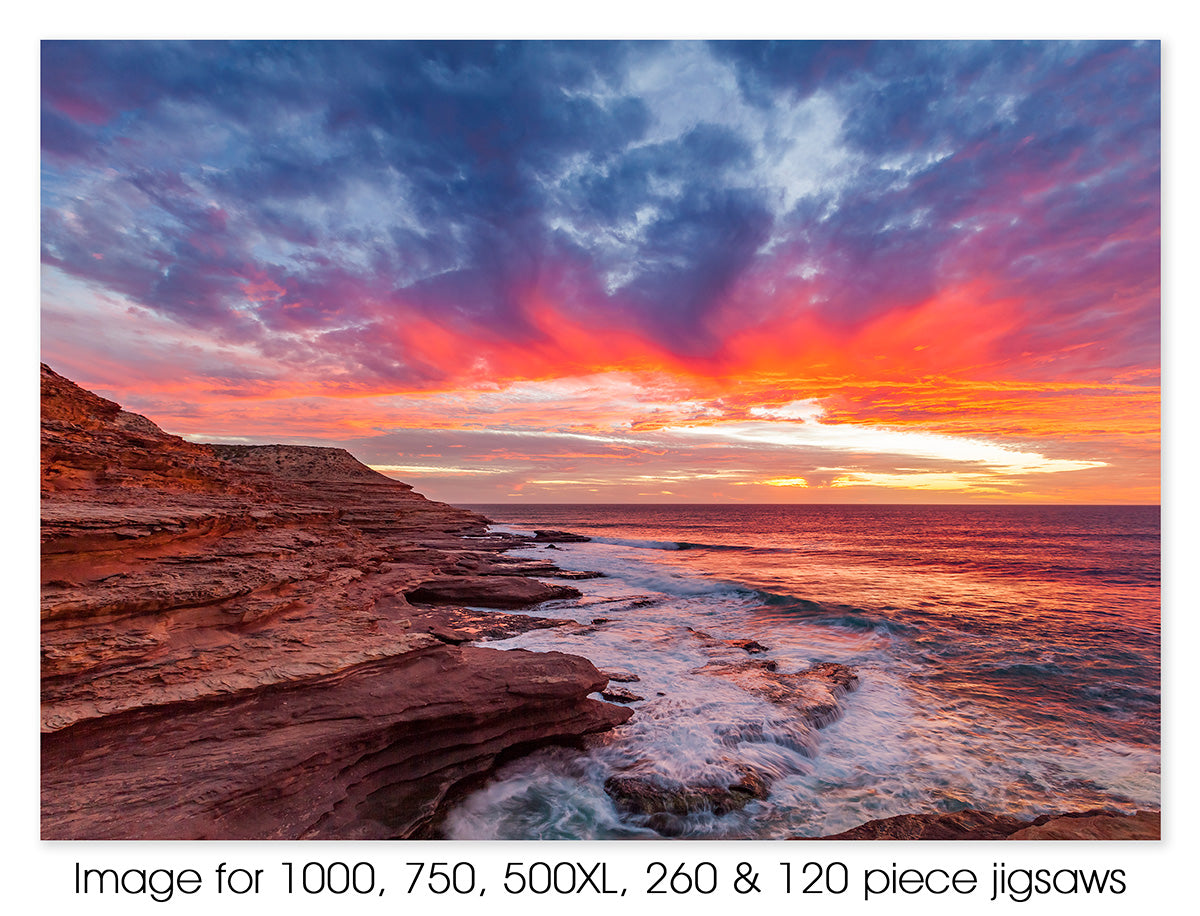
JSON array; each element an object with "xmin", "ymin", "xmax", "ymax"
[{"xmin": 41, "ymin": 40, "xmax": 1160, "ymax": 383}]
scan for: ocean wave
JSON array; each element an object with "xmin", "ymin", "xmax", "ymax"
[
  {"xmin": 590, "ymin": 536, "xmax": 686, "ymax": 550},
  {"xmin": 983, "ymin": 661, "xmax": 1070, "ymax": 680},
  {"xmin": 754, "ymin": 590, "xmax": 831, "ymax": 612},
  {"xmin": 460, "ymin": 503, "xmax": 1159, "ymax": 838},
  {"xmin": 750, "ymin": 590, "xmax": 914, "ymax": 635}
]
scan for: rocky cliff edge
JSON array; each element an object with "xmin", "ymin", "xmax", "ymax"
[{"xmin": 40, "ymin": 364, "xmax": 631, "ymax": 839}]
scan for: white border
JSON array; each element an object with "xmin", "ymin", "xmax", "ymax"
[{"xmin": 12, "ymin": 7, "xmax": 1194, "ymax": 913}]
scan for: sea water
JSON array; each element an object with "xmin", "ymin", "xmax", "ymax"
[{"xmin": 441, "ymin": 505, "xmax": 1160, "ymax": 839}]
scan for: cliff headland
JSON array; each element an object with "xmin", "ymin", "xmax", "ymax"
[{"xmin": 40, "ymin": 364, "xmax": 630, "ymax": 839}]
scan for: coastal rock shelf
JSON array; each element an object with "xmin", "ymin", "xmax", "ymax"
[
  {"xmin": 42, "ymin": 646, "xmax": 629, "ymax": 839},
  {"xmin": 403, "ymin": 575, "xmax": 583, "ymax": 609},
  {"xmin": 813, "ymin": 809, "xmax": 1162, "ymax": 840},
  {"xmin": 40, "ymin": 364, "xmax": 631, "ymax": 839}
]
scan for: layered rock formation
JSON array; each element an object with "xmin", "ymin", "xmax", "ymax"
[
  {"xmin": 40, "ymin": 364, "xmax": 631, "ymax": 839},
  {"xmin": 815, "ymin": 808, "xmax": 1160, "ymax": 840}
]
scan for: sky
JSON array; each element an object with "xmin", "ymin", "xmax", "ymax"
[{"xmin": 39, "ymin": 40, "xmax": 1160, "ymax": 504}]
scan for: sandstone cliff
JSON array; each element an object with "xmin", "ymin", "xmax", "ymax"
[{"xmin": 40, "ymin": 364, "xmax": 631, "ymax": 839}]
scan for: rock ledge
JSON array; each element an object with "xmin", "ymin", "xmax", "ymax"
[{"xmin": 40, "ymin": 364, "xmax": 631, "ymax": 839}]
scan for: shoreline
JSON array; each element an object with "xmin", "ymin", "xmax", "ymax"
[
  {"xmin": 464, "ymin": 512, "xmax": 1160, "ymax": 841},
  {"xmin": 40, "ymin": 364, "xmax": 1158, "ymax": 840},
  {"xmin": 40, "ymin": 365, "xmax": 631, "ymax": 839}
]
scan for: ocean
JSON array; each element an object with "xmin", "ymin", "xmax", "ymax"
[{"xmin": 443, "ymin": 504, "xmax": 1160, "ymax": 839}]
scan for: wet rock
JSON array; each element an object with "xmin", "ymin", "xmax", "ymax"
[
  {"xmin": 814, "ymin": 810, "xmax": 1031, "ymax": 840},
  {"xmin": 479, "ymin": 558, "xmax": 559, "ymax": 575},
  {"xmin": 802, "ymin": 661, "xmax": 859, "ymax": 691},
  {"xmin": 531, "ymin": 529, "xmax": 590, "ymax": 543},
  {"xmin": 685, "ymin": 627, "xmax": 770, "ymax": 655},
  {"xmin": 481, "ymin": 560, "xmax": 602, "ymax": 581},
  {"xmin": 696, "ymin": 659, "xmax": 858, "ymax": 728},
  {"xmin": 605, "ymin": 765, "xmax": 770, "ymax": 818},
  {"xmin": 714, "ymin": 720, "xmax": 818, "ymax": 757},
  {"xmin": 600, "ymin": 669, "xmax": 640, "ymax": 683},
  {"xmin": 1009, "ymin": 809, "xmax": 1160, "ymax": 840},
  {"xmin": 728, "ymin": 639, "xmax": 769, "ymax": 654},
  {"xmin": 403, "ymin": 604, "xmax": 576, "ymax": 642},
  {"xmin": 600, "ymin": 686, "xmax": 644, "ymax": 703},
  {"xmin": 404, "ymin": 576, "xmax": 582, "ymax": 609}
]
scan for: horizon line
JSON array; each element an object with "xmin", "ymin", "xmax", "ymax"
[{"xmin": 454, "ymin": 501, "xmax": 1161, "ymax": 508}]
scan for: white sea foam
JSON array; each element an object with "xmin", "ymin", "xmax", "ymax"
[
  {"xmin": 446, "ymin": 505, "xmax": 1160, "ymax": 838},
  {"xmin": 588, "ymin": 535, "xmax": 683, "ymax": 550}
]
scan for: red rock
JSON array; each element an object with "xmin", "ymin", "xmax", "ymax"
[
  {"xmin": 403, "ymin": 603, "xmax": 577, "ymax": 643},
  {"xmin": 815, "ymin": 810, "xmax": 1031, "ymax": 840},
  {"xmin": 686, "ymin": 627, "xmax": 770, "ymax": 655},
  {"xmin": 812, "ymin": 808, "xmax": 1160, "ymax": 840},
  {"xmin": 531, "ymin": 529, "xmax": 590, "ymax": 542},
  {"xmin": 404, "ymin": 575, "xmax": 582, "ymax": 609},
  {"xmin": 728, "ymin": 639, "xmax": 769, "ymax": 653},
  {"xmin": 43, "ymin": 646, "xmax": 630, "ymax": 839},
  {"xmin": 41, "ymin": 364, "xmax": 252, "ymax": 496},
  {"xmin": 600, "ymin": 669, "xmax": 641, "ymax": 683},
  {"xmin": 39, "ymin": 364, "xmax": 630, "ymax": 839},
  {"xmin": 600, "ymin": 685, "xmax": 644, "ymax": 703},
  {"xmin": 605, "ymin": 762, "xmax": 771, "ymax": 819},
  {"xmin": 1008, "ymin": 810, "xmax": 1160, "ymax": 840}
]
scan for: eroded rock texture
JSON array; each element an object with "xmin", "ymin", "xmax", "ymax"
[
  {"xmin": 40, "ymin": 364, "xmax": 631, "ymax": 839},
  {"xmin": 815, "ymin": 808, "xmax": 1160, "ymax": 840}
]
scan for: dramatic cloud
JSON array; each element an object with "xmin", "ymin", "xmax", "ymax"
[{"xmin": 41, "ymin": 40, "xmax": 1159, "ymax": 503}]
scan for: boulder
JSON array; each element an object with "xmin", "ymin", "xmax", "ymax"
[
  {"xmin": 600, "ymin": 685, "xmax": 644, "ymax": 703},
  {"xmin": 531, "ymin": 529, "xmax": 591, "ymax": 542},
  {"xmin": 405, "ymin": 575, "xmax": 582, "ymax": 609},
  {"xmin": 605, "ymin": 764, "xmax": 770, "ymax": 818}
]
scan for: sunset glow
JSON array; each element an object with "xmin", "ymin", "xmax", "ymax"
[{"xmin": 40, "ymin": 40, "xmax": 1160, "ymax": 503}]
